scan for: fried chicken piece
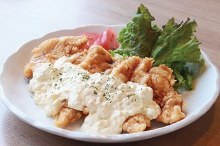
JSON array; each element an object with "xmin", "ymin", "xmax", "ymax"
[
  {"xmin": 122, "ymin": 114, "xmax": 151, "ymax": 133},
  {"xmin": 24, "ymin": 38, "xmax": 60, "ymax": 78},
  {"xmin": 31, "ymin": 38, "xmax": 60, "ymax": 57},
  {"xmin": 49, "ymin": 36, "xmax": 87, "ymax": 59},
  {"xmin": 149, "ymin": 64, "xmax": 175, "ymax": 87},
  {"xmin": 131, "ymin": 57, "xmax": 153, "ymax": 84},
  {"xmin": 55, "ymin": 100, "xmax": 90, "ymax": 128},
  {"xmin": 131, "ymin": 62, "xmax": 175, "ymax": 105},
  {"xmin": 111, "ymin": 56, "xmax": 141, "ymax": 82},
  {"xmin": 157, "ymin": 90, "xmax": 186, "ymax": 124},
  {"xmin": 55, "ymin": 100, "xmax": 82, "ymax": 128},
  {"xmin": 24, "ymin": 36, "xmax": 88, "ymax": 78},
  {"xmin": 132, "ymin": 64, "xmax": 175, "ymax": 95},
  {"xmin": 132, "ymin": 64, "xmax": 175, "ymax": 105},
  {"xmin": 68, "ymin": 50, "xmax": 88, "ymax": 65},
  {"xmin": 55, "ymin": 107, "xmax": 82, "ymax": 128},
  {"xmin": 130, "ymin": 62, "xmax": 185, "ymax": 124},
  {"xmin": 148, "ymin": 67, "xmax": 185, "ymax": 124},
  {"xmin": 80, "ymin": 45, "xmax": 113, "ymax": 73},
  {"xmin": 148, "ymin": 65, "xmax": 176, "ymax": 105}
]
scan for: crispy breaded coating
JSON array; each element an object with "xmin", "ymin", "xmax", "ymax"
[
  {"xmin": 148, "ymin": 65, "xmax": 176, "ymax": 105},
  {"xmin": 55, "ymin": 107, "xmax": 82, "ymax": 128},
  {"xmin": 50, "ymin": 36, "xmax": 87, "ymax": 58},
  {"xmin": 80, "ymin": 45, "xmax": 113, "ymax": 73},
  {"xmin": 55, "ymin": 101, "xmax": 90, "ymax": 128},
  {"xmin": 131, "ymin": 64, "xmax": 176, "ymax": 105},
  {"xmin": 68, "ymin": 50, "xmax": 88, "ymax": 65},
  {"xmin": 157, "ymin": 91, "xmax": 186, "ymax": 124},
  {"xmin": 31, "ymin": 38, "xmax": 60, "ymax": 57},
  {"xmin": 122, "ymin": 114, "xmax": 151, "ymax": 133},
  {"xmin": 55, "ymin": 100, "xmax": 82, "ymax": 128},
  {"xmin": 24, "ymin": 36, "xmax": 88, "ymax": 78},
  {"xmin": 111, "ymin": 56, "xmax": 141, "ymax": 82},
  {"xmin": 24, "ymin": 38, "xmax": 60, "ymax": 78},
  {"xmin": 148, "ymin": 65, "xmax": 174, "ymax": 94},
  {"xmin": 131, "ymin": 57, "xmax": 153, "ymax": 84}
]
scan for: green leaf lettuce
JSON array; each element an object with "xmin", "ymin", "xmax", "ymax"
[
  {"xmin": 151, "ymin": 18, "xmax": 203, "ymax": 90},
  {"xmin": 114, "ymin": 4, "xmax": 160, "ymax": 57}
]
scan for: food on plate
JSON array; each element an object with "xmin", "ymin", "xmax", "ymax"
[
  {"xmin": 114, "ymin": 4, "xmax": 204, "ymax": 90},
  {"xmin": 28, "ymin": 49, "xmax": 161, "ymax": 134},
  {"xmin": 83, "ymin": 27, "xmax": 119, "ymax": 50},
  {"xmin": 112, "ymin": 57, "xmax": 185, "ymax": 124},
  {"xmin": 24, "ymin": 36, "xmax": 88, "ymax": 78},
  {"xmin": 24, "ymin": 4, "xmax": 204, "ymax": 134}
]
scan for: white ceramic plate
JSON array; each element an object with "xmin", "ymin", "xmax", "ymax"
[{"xmin": 0, "ymin": 25, "xmax": 219, "ymax": 143}]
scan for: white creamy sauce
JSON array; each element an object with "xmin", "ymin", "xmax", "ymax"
[{"xmin": 29, "ymin": 57, "xmax": 161, "ymax": 134}]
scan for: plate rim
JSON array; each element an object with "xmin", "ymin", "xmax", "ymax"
[{"xmin": 0, "ymin": 24, "xmax": 219, "ymax": 143}]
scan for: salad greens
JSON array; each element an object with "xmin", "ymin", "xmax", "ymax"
[
  {"xmin": 114, "ymin": 4, "xmax": 160, "ymax": 57},
  {"xmin": 113, "ymin": 4, "xmax": 204, "ymax": 90}
]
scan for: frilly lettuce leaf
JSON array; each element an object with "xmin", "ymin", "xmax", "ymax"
[
  {"xmin": 152, "ymin": 18, "xmax": 201, "ymax": 65},
  {"xmin": 151, "ymin": 18, "xmax": 203, "ymax": 90},
  {"xmin": 114, "ymin": 4, "xmax": 160, "ymax": 57}
]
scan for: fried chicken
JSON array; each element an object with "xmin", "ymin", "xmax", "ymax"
[
  {"xmin": 111, "ymin": 56, "xmax": 141, "ymax": 82},
  {"xmin": 25, "ymin": 35, "xmax": 186, "ymax": 132},
  {"xmin": 24, "ymin": 36, "xmax": 88, "ymax": 78},
  {"xmin": 112, "ymin": 56, "xmax": 185, "ymax": 125},
  {"xmin": 122, "ymin": 114, "xmax": 151, "ymax": 133},
  {"xmin": 157, "ymin": 90, "xmax": 185, "ymax": 124},
  {"xmin": 25, "ymin": 36, "xmax": 115, "ymax": 128},
  {"xmin": 79, "ymin": 45, "xmax": 113, "ymax": 73}
]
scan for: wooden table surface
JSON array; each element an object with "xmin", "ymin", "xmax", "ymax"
[{"xmin": 0, "ymin": 0, "xmax": 219, "ymax": 145}]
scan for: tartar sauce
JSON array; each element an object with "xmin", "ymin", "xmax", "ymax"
[{"xmin": 29, "ymin": 57, "xmax": 161, "ymax": 134}]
